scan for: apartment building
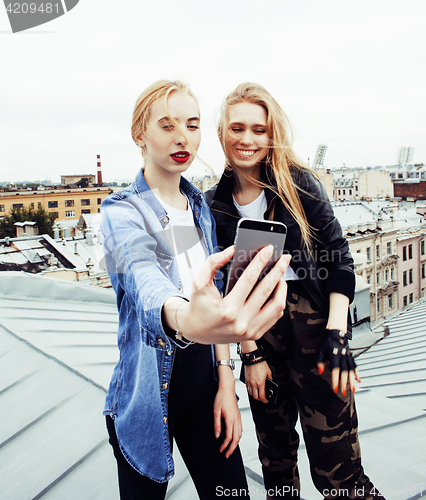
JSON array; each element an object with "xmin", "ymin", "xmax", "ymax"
[
  {"xmin": 335, "ymin": 199, "xmax": 426, "ymax": 323},
  {"xmin": 333, "ymin": 169, "xmax": 393, "ymax": 201},
  {"xmin": 397, "ymin": 233, "xmax": 426, "ymax": 307},
  {"xmin": 0, "ymin": 185, "xmax": 110, "ymax": 221},
  {"xmin": 346, "ymin": 225, "xmax": 399, "ymax": 322}
]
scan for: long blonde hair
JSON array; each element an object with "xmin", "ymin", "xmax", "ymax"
[
  {"xmin": 218, "ymin": 82, "xmax": 318, "ymax": 248},
  {"xmin": 131, "ymin": 79, "xmax": 199, "ymax": 156}
]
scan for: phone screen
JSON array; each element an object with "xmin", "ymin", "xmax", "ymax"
[{"xmin": 225, "ymin": 218, "xmax": 287, "ymax": 295}]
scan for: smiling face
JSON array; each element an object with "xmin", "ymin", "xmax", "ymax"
[
  {"xmin": 225, "ymin": 101, "xmax": 270, "ymax": 175},
  {"xmin": 140, "ymin": 91, "xmax": 201, "ymax": 176}
]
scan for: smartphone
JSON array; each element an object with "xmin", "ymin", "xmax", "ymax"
[
  {"xmin": 224, "ymin": 218, "xmax": 287, "ymax": 295},
  {"xmin": 265, "ymin": 377, "xmax": 279, "ymax": 405},
  {"xmin": 240, "ymin": 371, "xmax": 280, "ymax": 405}
]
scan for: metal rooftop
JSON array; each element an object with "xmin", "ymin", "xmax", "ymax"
[{"xmin": 1, "ymin": 273, "xmax": 425, "ymax": 499}]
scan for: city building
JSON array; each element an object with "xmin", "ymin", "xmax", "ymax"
[
  {"xmin": 0, "ymin": 184, "xmax": 110, "ymax": 221},
  {"xmin": 393, "ymin": 179, "xmax": 426, "ymax": 200},
  {"xmin": 0, "ymin": 225, "xmax": 109, "ymax": 287},
  {"xmin": 397, "ymin": 232, "xmax": 426, "ymax": 307},
  {"xmin": 333, "ymin": 168, "xmax": 393, "ymax": 201},
  {"xmin": 334, "ymin": 199, "xmax": 426, "ymax": 322},
  {"xmin": 1, "ymin": 157, "xmax": 110, "ymax": 222},
  {"xmin": 396, "ymin": 146, "xmax": 415, "ymax": 165}
]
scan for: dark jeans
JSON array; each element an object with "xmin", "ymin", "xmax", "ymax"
[{"xmin": 106, "ymin": 343, "xmax": 248, "ymax": 500}]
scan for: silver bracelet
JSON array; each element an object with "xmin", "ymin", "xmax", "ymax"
[{"xmin": 174, "ymin": 301, "xmax": 194, "ymax": 345}]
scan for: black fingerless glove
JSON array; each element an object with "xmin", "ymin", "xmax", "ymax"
[{"xmin": 315, "ymin": 329, "xmax": 356, "ymax": 372}]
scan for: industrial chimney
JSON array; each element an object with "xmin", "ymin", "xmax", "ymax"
[{"xmin": 97, "ymin": 154, "xmax": 103, "ymax": 185}]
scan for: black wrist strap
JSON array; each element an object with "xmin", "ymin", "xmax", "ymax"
[
  {"xmin": 238, "ymin": 346, "xmax": 265, "ymax": 363},
  {"xmin": 242, "ymin": 356, "xmax": 267, "ymax": 366}
]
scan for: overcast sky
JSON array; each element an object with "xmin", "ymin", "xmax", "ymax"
[{"xmin": 1, "ymin": 0, "xmax": 425, "ymax": 184}]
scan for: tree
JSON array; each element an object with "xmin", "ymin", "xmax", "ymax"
[{"xmin": 0, "ymin": 207, "xmax": 55, "ymax": 238}]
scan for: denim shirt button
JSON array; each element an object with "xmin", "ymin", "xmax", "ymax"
[
  {"xmin": 179, "ymin": 286, "xmax": 184, "ymax": 293},
  {"xmin": 163, "ymin": 416, "xmax": 168, "ymax": 424},
  {"xmin": 158, "ymin": 337, "xmax": 167, "ymax": 348},
  {"xmin": 167, "ymin": 350, "xmax": 173, "ymax": 356},
  {"xmin": 162, "ymin": 215, "xmax": 169, "ymax": 224},
  {"xmin": 162, "ymin": 382, "xmax": 168, "ymax": 390}
]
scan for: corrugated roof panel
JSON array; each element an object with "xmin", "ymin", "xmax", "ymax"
[{"xmin": 0, "ymin": 326, "xmax": 116, "ymax": 500}]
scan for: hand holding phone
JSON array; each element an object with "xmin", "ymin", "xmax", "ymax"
[
  {"xmin": 225, "ymin": 218, "xmax": 287, "ymax": 295},
  {"xmin": 265, "ymin": 377, "xmax": 279, "ymax": 405}
]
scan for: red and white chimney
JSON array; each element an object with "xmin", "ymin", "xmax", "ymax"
[{"xmin": 97, "ymin": 154, "xmax": 103, "ymax": 185}]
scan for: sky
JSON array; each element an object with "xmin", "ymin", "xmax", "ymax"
[{"xmin": 1, "ymin": 0, "xmax": 425, "ymax": 184}]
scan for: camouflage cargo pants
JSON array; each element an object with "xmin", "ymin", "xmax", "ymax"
[{"xmin": 249, "ymin": 281, "xmax": 383, "ymax": 500}]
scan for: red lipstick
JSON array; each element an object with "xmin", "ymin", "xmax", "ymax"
[{"xmin": 171, "ymin": 151, "xmax": 190, "ymax": 164}]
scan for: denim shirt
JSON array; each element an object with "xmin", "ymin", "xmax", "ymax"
[{"xmin": 101, "ymin": 168, "xmax": 221, "ymax": 482}]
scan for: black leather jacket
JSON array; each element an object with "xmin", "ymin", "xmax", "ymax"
[{"xmin": 205, "ymin": 167, "xmax": 355, "ymax": 317}]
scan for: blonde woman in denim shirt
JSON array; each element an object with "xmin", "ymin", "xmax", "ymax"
[{"xmin": 101, "ymin": 80, "xmax": 290, "ymax": 500}]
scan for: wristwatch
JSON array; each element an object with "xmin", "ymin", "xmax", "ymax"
[{"xmin": 215, "ymin": 359, "xmax": 235, "ymax": 370}]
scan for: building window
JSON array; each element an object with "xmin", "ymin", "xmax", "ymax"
[
  {"xmin": 409, "ymin": 269, "xmax": 413, "ymax": 284},
  {"xmin": 65, "ymin": 210, "xmax": 75, "ymax": 218},
  {"xmin": 377, "ymin": 298, "xmax": 381, "ymax": 313},
  {"xmin": 81, "ymin": 199, "xmax": 90, "ymax": 206},
  {"xmin": 367, "ymin": 275, "xmax": 371, "ymax": 284},
  {"xmin": 408, "ymin": 244, "xmax": 413, "ymax": 259},
  {"xmin": 403, "ymin": 271, "xmax": 407, "ymax": 286},
  {"xmin": 50, "ymin": 212, "xmax": 59, "ymax": 219},
  {"xmin": 343, "ymin": 189, "xmax": 346, "ymax": 195},
  {"xmin": 81, "ymin": 209, "xmax": 91, "ymax": 214},
  {"xmin": 13, "ymin": 203, "xmax": 24, "ymax": 210},
  {"xmin": 38, "ymin": 202, "xmax": 42, "ymax": 208},
  {"xmin": 65, "ymin": 200, "xmax": 75, "ymax": 207},
  {"xmin": 366, "ymin": 247, "xmax": 371, "ymax": 261},
  {"xmin": 409, "ymin": 293, "xmax": 413, "ymax": 304},
  {"xmin": 30, "ymin": 202, "xmax": 34, "ymax": 209},
  {"xmin": 97, "ymin": 198, "xmax": 102, "ymax": 205},
  {"xmin": 421, "ymin": 240, "xmax": 425, "ymax": 255},
  {"xmin": 349, "ymin": 190, "xmax": 352, "ymax": 195},
  {"xmin": 391, "ymin": 267, "xmax": 394, "ymax": 280},
  {"xmin": 402, "ymin": 246, "xmax": 407, "ymax": 261},
  {"xmin": 387, "ymin": 242, "xmax": 392, "ymax": 255},
  {"xmin": 422, "ymin": 288, "xmax": 425, "ymax": 297},
  {"xmin": 422, "ymin": 264, "xmax": 425, "ymax": 279},
  {"xmin": 376, "ymin": 272, "xmax": 380, "ymax": 284},
  {"xmin": 48, "ymin": 201, "xmax": 58, "ymax": 208},
  {"xmin": 338, "ymin": 190, "xmax": 341, "ymax": 195},
  {"xmin": 388, "ymin": 294, "xmax": 392, "ymax": 309},
  {"xmin": 403, "ymin": 295, "xmax": 407, "ymax": 307},
  {"xmin": 0, "ymin": 204, "xmax": 4, "ymax": 212},
  {"xmin": 376, "ymin": 244, "xmax": 380, "ymax": 259},
  {"xmin": 385, "ymin": 269, "xmax": 389, "ymax": 282}
]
